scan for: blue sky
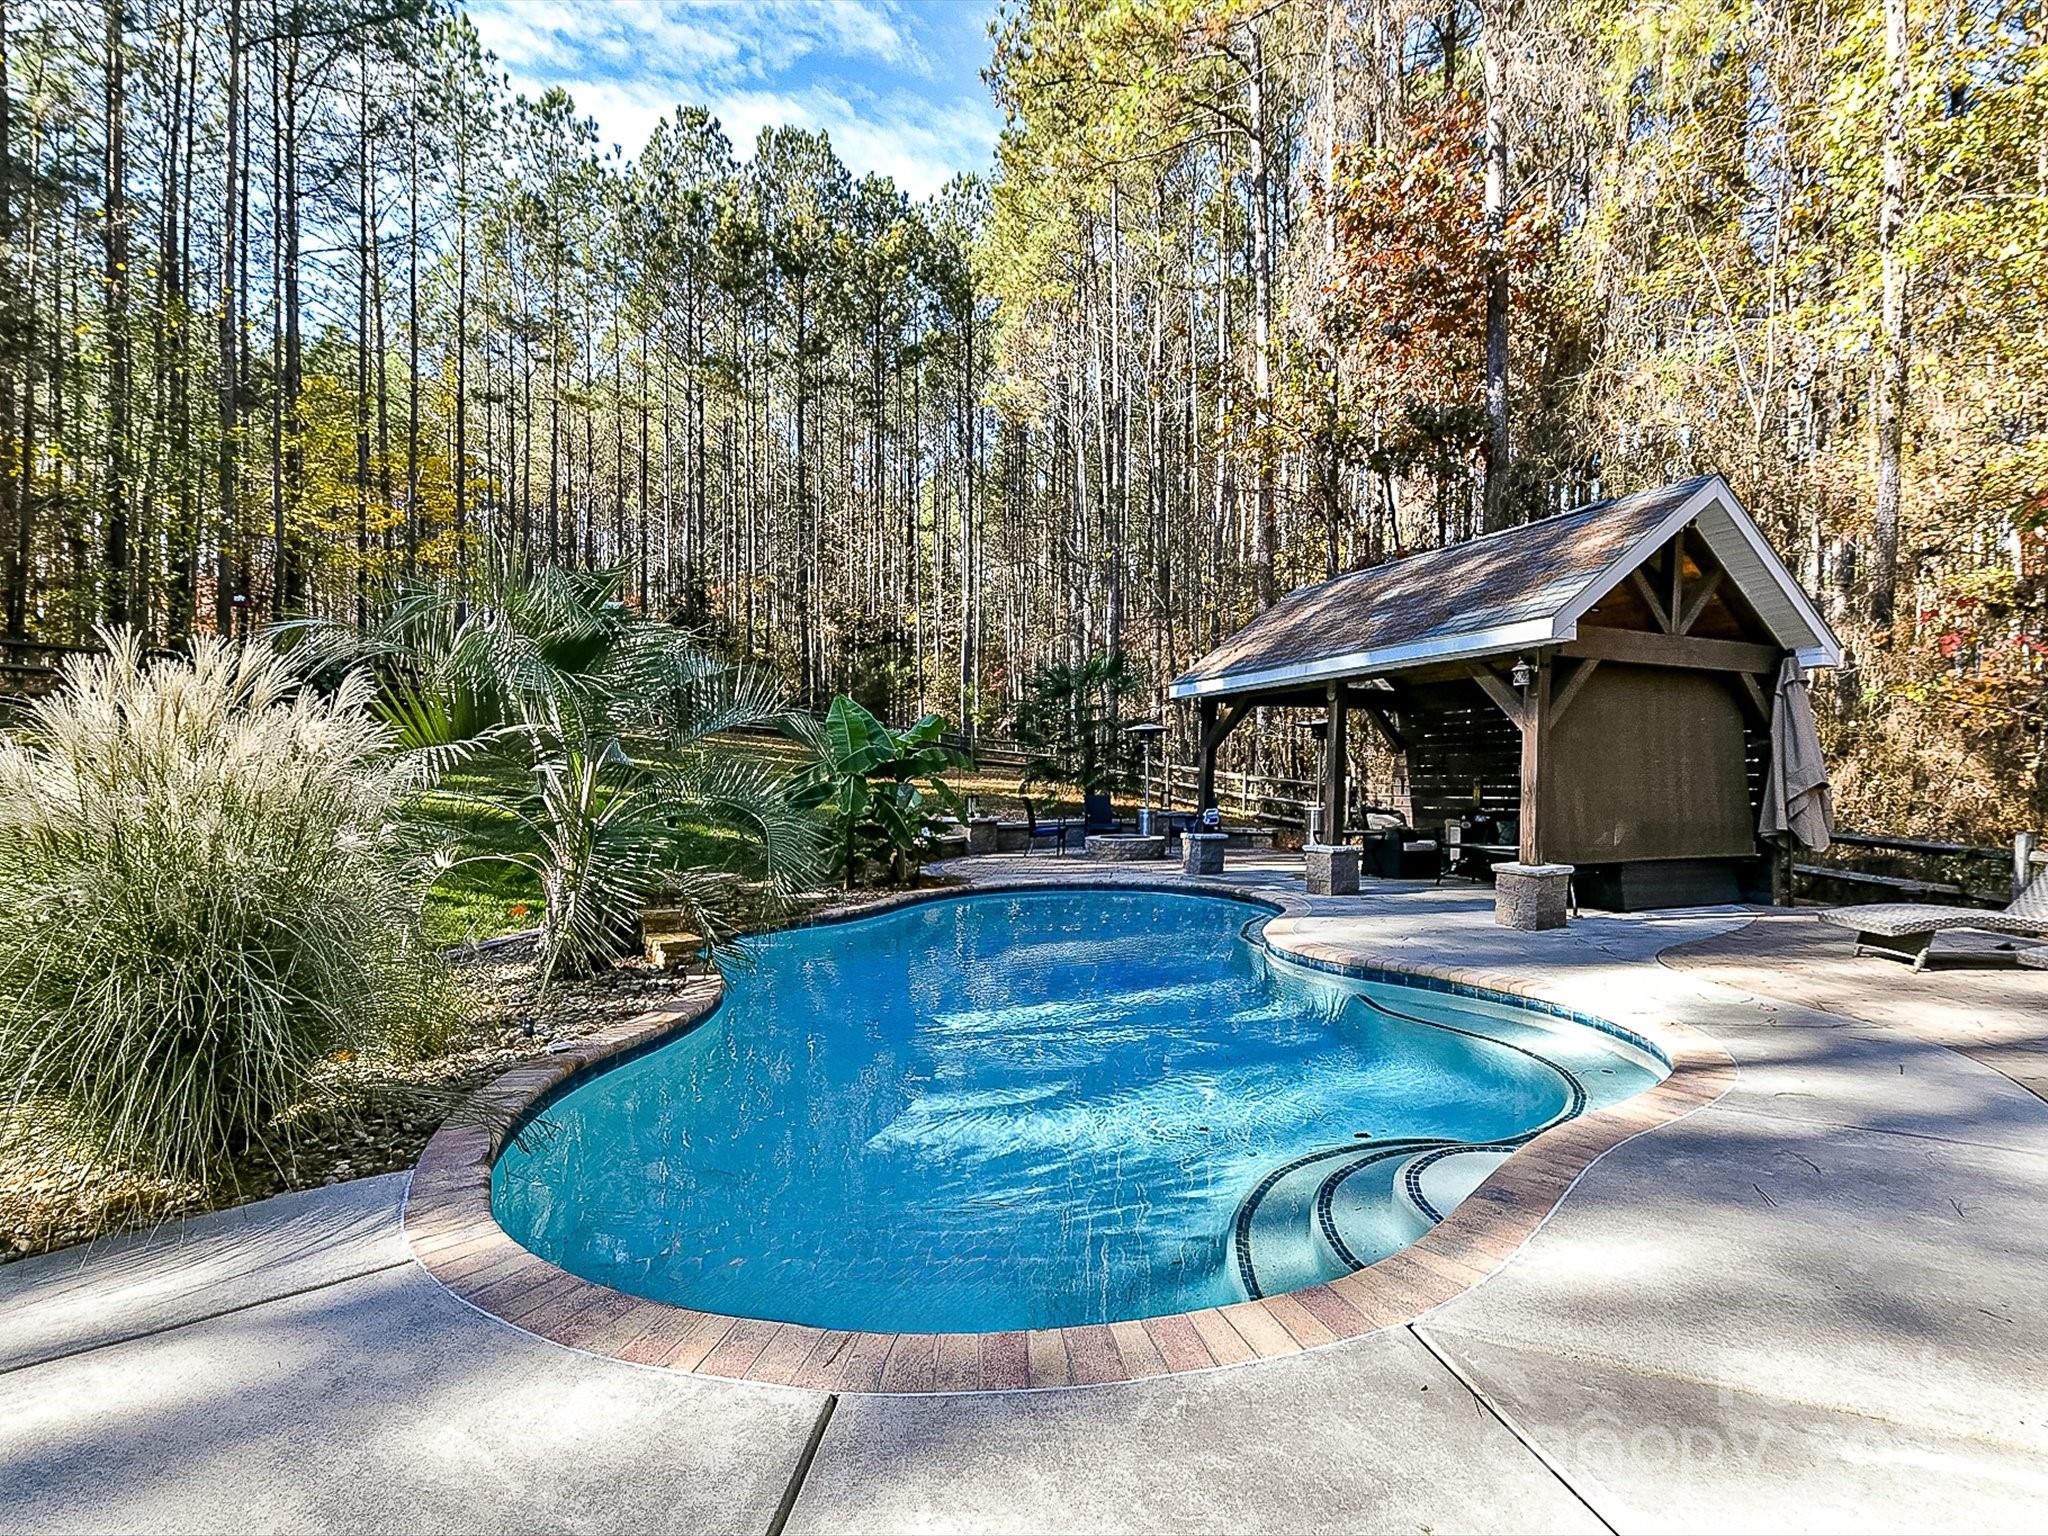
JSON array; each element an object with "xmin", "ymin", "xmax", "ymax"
[{"xmin": 464, "ymin": 0, "xmax": 1005, "ymax": 199}]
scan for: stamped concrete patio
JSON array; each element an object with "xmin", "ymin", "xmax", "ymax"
[{"xmin": 4, "ymin": 855, "xmax": 2044, "ymax": 1534}]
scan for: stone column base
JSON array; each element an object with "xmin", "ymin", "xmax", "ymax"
[
  {"xmin": 1086, "ymin": 834, "xmax": 1166, "ymax": 862},
  {"xmin": 966, "ymin": 817, "xmax": 1000, "ymax": 856},
  {"xmin": 1493, "ymin": 863, "xmax": 1574, "ymax": 930},
  {"xmin": 1181, "ymin": 831, "xmax": 1227, "ymax": 876},
  {"xmin": 1304, "ymin": 843, "xmax": 1361, "ymax": 896}
]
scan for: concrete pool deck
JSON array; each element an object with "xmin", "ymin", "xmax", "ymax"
[{"xmin": 5, "ymin": 856, "xmax": 2046, "ymax": 1533}]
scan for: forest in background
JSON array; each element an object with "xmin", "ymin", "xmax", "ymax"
[{"xmin": 0, "ymin": 0, "xmax": 2042, "ymax": 836}]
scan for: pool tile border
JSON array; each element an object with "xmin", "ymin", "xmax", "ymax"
[{"xmin": 404, "ymin": 875, "xmax": 1736, "ymax": 1394}]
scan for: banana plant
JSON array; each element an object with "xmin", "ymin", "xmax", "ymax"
[{"xmin": 784, "ymin": 698, "xmax": 970, "ymax": 888}]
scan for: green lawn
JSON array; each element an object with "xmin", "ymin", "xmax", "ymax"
[{"xmin": 412, "ymin": 779, "xmax": 545, "ymax": 947}]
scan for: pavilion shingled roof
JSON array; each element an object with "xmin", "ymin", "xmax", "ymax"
[{"xmin": 1170, "ymin": 475, "xmax": 1718, "ymax": 697}]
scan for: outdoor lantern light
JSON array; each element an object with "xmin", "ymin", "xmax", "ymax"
[{"xmin": 1510, "ymin": 656, "xmax": 1535, "ymax": 691}]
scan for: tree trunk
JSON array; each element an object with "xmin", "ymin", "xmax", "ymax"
[
  {"xmin": 353, "ymin": 55, "xmax": 370, "ymax": 626},
  {"xmin": 452, "ymin": 108, "xmax": 468, "ymax": 578},
  {"xmin": 1247, "ymin": 32, "xmax": 1277, "ymax": 608},
  {"xmin": 1870, "ymin": 0, "xmax": 1909, "ymax": 633},
  {"xmin": 404, "ymin": 92, "xmax": 420, "ymax": 579},
  {"xmin": 103, "ymin": 0, "xmax": 130, "ymax": 625},
  {"xmin": 0, "ymin": 0, "xmax": 19, "ymax": 642},
  {"xmin": 215, "ymin": 0, "xmax": 240, "ymax": 635},
  {"xmin": 1480, "ymin": 0, "xmax": 1512, "ymax": 533},
  {"xmin": 277, "ymin": 25, "xmax": 302, "ymax": 617}
]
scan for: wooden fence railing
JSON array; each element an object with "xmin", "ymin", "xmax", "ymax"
[
  {"xmin": 1790, "ymin": 830, "xmax": 2039, "ymax": 909},
  {"xmin": 939, "ymin": 731, "xmax": 1030, "ymax": 771},
  {"xmin": 1, "ymin": 638, "xmax": 189, "ymax": 699},
  {"xmin": 0, "ymin": 639, "xmax": 109, "ymax": 700},
  {"xmin": 1162, "ymin": 762, "xmax": 1317, "ymax": 830}
]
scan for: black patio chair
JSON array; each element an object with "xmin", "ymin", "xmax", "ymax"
[
  {"xmin": 1083, "ymin": 792, "xmax": 1124, "ymax": 835},
  {"xmin": 1021, "ymin": 797, "xmax": 1070, "ymax": 855}
]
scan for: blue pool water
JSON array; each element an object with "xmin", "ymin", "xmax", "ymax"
[{"xmin": 492, "ymin": 889, "xmax": 1665, "ymax": 1333}]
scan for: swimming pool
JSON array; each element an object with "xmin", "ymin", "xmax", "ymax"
[{"xmin": 491, "ymin": 889, "xmax": 1666, "ymax": 1335}]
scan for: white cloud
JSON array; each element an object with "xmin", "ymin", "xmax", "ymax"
[
  {"xmin": 704, "ymin": 84, "xmax": 997, "ymax": 196},
  {"xmin": 469, "ymin": 1, "xmax": 919, "ymax": 92},
  {"xmin": 567, "ymin": 78, "xmax": 693, "ymax": 161},
  {"xmin": 463, "ymin": 0, "xmax": 995, "ymax": 196}
]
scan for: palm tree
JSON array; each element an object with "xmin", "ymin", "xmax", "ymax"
[
  {"xmin": 1012, "ymin": 650, "xmax": 1143, "ymax": 804},
  {"xmin": 281, "ymin": 549, "xmax": 821, "ymax": 991}
]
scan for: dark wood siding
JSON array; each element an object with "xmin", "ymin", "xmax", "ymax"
[
  {"xmin": 1542, "ymin": 664, "xmax": 1755, "ymax": 863},
  {"xmin": 1394, "ymin": 679, "xmax": 1522, "ymax": 826}
]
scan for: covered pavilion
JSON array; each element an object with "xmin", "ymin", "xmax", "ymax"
[{"xmin": 1169, "ymin": 475, "xmax": 1843, "ymax": 908}]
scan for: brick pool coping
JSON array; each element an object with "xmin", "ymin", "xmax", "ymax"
[{"xmin": 404, "ymin": 877, "xmax": 1736, "ymax": 1394}]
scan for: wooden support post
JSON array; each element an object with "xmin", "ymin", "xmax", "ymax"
[
  {"xmin": 1196, "ymin": 698, "xmax": 1218, "ymax": 810},
  {"xmin": 1322, "ymin": 681, "xmax": 1348, "ymax": 846},
  {"xmin": 1751, "ymin": 669, "xmax": 1793, "ymax": 908},
  {"xmin": 1518, "ymin": 655, "xmax": 1550, "ymax": 864},
  {"xmin": 1193, "ymin": 697, "xmax": 1252, "ymax": 811}
]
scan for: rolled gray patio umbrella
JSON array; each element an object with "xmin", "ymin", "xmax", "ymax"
[{"xmin": 1760, "ymin": 656, "xmax": 1835, "ymax": 852}]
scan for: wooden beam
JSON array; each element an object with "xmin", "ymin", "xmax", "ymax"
[
  {"xmin": 1676, "ymin": 566, "xmax": 1724, "ymax": 634},
  {"xmin": 1519, "ymin": 655, "xmax": 1551, "ymax": 864},
  {"xmin": 1629, "ymin": 568, "xmax": 1674, "ymax": 633},
  {"xmin": 1548, "ymin": 657, "xmax": 1600, "ymax": 726},
  {"xmin": 1563, "ymin": 627, "xmax": 1780, "ymax": 675},
  {"xmin": 1737, "ymin": 671, "xmax": 1772, "ymax": 727},
  {"xmin": 1668, "ymin": 526, "xmax": 1685, "ymax": 630},
  {"xmin": 1470, "ymin": 666, "xmax": 1528, "ymax": 730},
  {"xmin": 1321, "ymin": 682, "xmax": 1348, "ymax": 845},
  {"xmin": 1357, "ymin": 700, "xmax": 1407, "ymax": 754}
]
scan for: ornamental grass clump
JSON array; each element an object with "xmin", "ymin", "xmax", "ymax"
[{"xmin": 0, "ymin": 631, "xmax": 453, "ymax": 1188}]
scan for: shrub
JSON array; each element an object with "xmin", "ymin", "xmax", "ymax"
[{"xmin": 0, "ymin": 632, "xmax": 452, "ymax": 1187}]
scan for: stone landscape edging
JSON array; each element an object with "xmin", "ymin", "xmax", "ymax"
[{"xmin": 404, "ymin": 874, "xmax": 1736, "ymax": 1393}]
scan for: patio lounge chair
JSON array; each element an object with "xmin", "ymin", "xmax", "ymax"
[{"xmin": 1818, "ymin": 873, "xmax": 2048, "ymax": 971}]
